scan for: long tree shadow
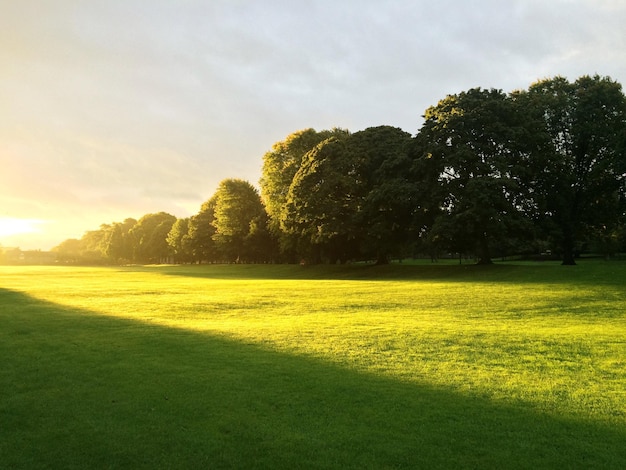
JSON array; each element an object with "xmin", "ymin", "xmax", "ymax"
[
  {"xmin": 147, "ymin": 260, "xmax": 626, "ymax": 287},
  {"xmin": 1, "ymin": 288, "xmax": 624, "ymax": 469}
]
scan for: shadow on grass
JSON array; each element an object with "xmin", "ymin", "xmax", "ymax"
[
  {"xmin": 1, "ymin": 288, "xmax": 624, "ymax": 469},
  {"xmin": 143, "ymin": 259, "xmax": 626, "ymax": 287}
]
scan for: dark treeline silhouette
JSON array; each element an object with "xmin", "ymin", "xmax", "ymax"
[{"xmin": 52, "ymin": 75, "xmax": 626, "ymax": 266}]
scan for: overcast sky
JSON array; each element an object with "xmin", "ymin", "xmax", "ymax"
[{"xmin": 1, "ymin": 0, "xmax": 625, "ymax": 250}]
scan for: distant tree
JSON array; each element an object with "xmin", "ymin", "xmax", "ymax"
[
  {"xmin": 187, "ymin": 196, "xmax": 218, "ymax": 263},
  {"xmin": 103, "ymin": 218, "xmax": 136, "ymax": 263},
  {"xmin": 53, "ymin": 238, "xmax": 83, "ymax": 264},
  {"xmin": 212, "ymin": 179, "xmax": 268, "ymax": 263},
  {"xmin": 245, "ymin": 211, "xmax": 279, "ymax": 263},
  {"xmin": 79, "ymin": 227, "xmax": 110, "ymax": 263},
  {"xmin": 521, "ymin": 75, "xmax": 626, "ymax": 264},
  {"xmin": 103, "ymin": 223, "xmax": 124, "ymax": 262},
  {"xmin": 130, "ymin": 212, "xmax": 176, "ymax": 263},
  {"xmin": 0, "ymin": 246, "xmax": 23, "ymax": 264},
  {"xmin": 166, "ymin": 217, "xmax": 192, "ymax": 263},
  {"xmin": 413, "ymin": 88, "xmax": 531, "ymax": 264},
  {"xmin": 52, "ymin": 217, "xmax": 137, "ymax": 265}
]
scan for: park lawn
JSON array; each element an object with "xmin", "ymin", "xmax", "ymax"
[{"xmin": 1, "ymin": 261, "xmax": 625, "ymax": 468}]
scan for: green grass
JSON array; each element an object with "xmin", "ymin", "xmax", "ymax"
[{"xmin": 1, "ymin": 260, "xmax": 625, "ymax": 468}]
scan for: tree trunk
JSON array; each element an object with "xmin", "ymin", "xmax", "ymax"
[
  {"xmin": 375, "ymin": 253, "xmax": 389, "ymax": 265},
  {"xmin": 476, "ymin": 233, "xmax": 493, "ymax": 265},
  {"xmin": 561, "ymin": 232, "xmax": 577, "ymax": 265}
]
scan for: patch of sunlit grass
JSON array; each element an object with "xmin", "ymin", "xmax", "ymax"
[
  {"xmin": 3, "ymin": 262, "xmax": 625, "ymax": 421},
  {"xmin": 1, "ymin": 261, "xmax": 625, "ymax": 467}
]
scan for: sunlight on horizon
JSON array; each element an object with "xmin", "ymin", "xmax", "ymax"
[{"xmin": 0, "ymin": 218, "xmax": 46, "ymax": 238}]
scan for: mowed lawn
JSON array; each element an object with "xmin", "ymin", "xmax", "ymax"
[{"xmin": 1, "ymin": 261, "xmax": 625, "ymax": 469}]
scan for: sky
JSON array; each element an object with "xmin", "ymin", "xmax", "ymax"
[{"xmin": 1, "ymin": 0, "xmax": 625, "ymax": 250}]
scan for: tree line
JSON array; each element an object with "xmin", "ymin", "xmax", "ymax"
[{"xmin": 54, "ymin": 75, "xmax": 626, "ymax": 266}]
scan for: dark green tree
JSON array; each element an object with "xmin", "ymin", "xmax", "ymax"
[
  {"xmin": 280, "ymin": 127, "xmax": 423, "ymax": 264},
  {"xmin": 522, "ymin": 75, "xmax": 626, "ymax": 264},
  {"xmin": 283, "ymin": 136, "xmax": 361, "ymax": 263},
  {"xmin": 349, "ymin": 126, "xmax": 417, "ymax": 264},
  {"xmin": 413, "ymin": 88, "xmax": 531, "ymax": 264},
  {"xmin": 245, "ymin": 210, "xmax": 278, "ymax": 263}
]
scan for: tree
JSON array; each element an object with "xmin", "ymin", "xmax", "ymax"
[
  {"xmin": 283, "ymin": 136, "xmax": 362, "ymax": 263},
  {"xmin": 187, "ymin": 196, "xmax": 218, "ymax": 263},
  {"xmin": 79, "ymin": 226, "xmax": 110, "ymax": 263},
  {"xmin": 212, "ymin": 179, "xmax": 268, "ymax": 263},
  {"xmin": 349, "ymin": 126, "xmax": 417, "ymax": 264},
  {"xmin": 413, "ymin": 88, "xmax": 531, "ymax": 264},
  {"xmin": 53, "ymin": 238, "xmax": 83, "ymax": 264},
  {"xmin": 522, "ymin": 75, "xmax": 626, "ymax": 264},
  {"xmin": 130, "ymin": 212, "xmax": 176, "ymax": 263},
  {"xmin": 103, "ymin": 218, "xmax": 136, "ymax": 263},
  {"xmin": 280, "ymin": 127, "xmax": 422, "ymax": 264},
  {"xmin": 260, "ymin": 128, "xmax": 350, "ymax": 260},
  {"xmin": 245, "ymin": 210, "xmax": 278, "ymax": 263},
  {"xmin": 52, "ymin": 218, "xmax": 137, "ymax": 265},
  {"xmin": 167, "ymin": 218, "xmax": 192, "ymax": 263}
]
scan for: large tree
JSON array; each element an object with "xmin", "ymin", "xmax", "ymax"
[
  {"xmin": 283, "ymin": 136, "xmax": 362, "ymax": 263},
  {"xmin": 349, "ymin": 126, "xmax": 417, "ymax": 263},
  {"xmin": 280, "ymin": 127, "xmax": 422, "ymax": 264},
  {"xmin": 212, "ymin": 179, "xmax": 268, "ymax": 263},
  {"xmin": 413, "ymin": 88, "xmax": 531, "ymax": 264},
  {"xmin": 260, "ymin": 128, "xmax": 350, "ymax": 260},
  {"xmin": 521, "ymin": 75, "xmax": 626, "ymax": 264}
]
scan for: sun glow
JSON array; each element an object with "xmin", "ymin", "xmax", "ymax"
[{"xmin": 0, "ymin": 218, "xmax": 46, "ymax": 237}]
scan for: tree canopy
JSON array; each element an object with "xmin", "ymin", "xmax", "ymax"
[
  {"xmin": 413, "ymin": 88, "xmax": 532, "ymax": 264},
  {"xmin": 211, "ymin": 179, "xmax": 270, "ymax": 263},
  {"xmin": 520, "ymin": 75, "xmax": 626, "ymax": 264},
  {"xmin": 49, "ymin": 74, "xmax": 626, "ymax": 266}
]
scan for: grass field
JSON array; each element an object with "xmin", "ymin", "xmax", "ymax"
[{"xmin": 1, "ymin": 260, "xmax": 625, "ymax": 468}]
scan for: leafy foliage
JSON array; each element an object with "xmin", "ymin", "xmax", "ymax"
[
  {"xmin": 186, "ymin": 196, "xmax": 218, "ymax": 263},
  {"xmin": 166, "ymin": 217, "xmax": 192, "ymax": 263},
  {"xmin": 47, "ymin": 75, "xmax": 626, "ymax": 266},
  {"xmin": 130, "ymin": 212, "xmax": 176, "ymax": 263},
  {"xmin": 212, "ymin": 179, "xmax": 272, "ymax": 263},
  {"xmin": 260, "ymin": 128, "xmax": 350, "ymax": 260},
  {"xmin": 521, "ymin": 75, "xmax": 626, "ymax": 264},
  {"xmin": 350, "ymin": 126, "xmax": 418, "ymax": 263},
  {"xmin": 413, "ymin": 88, "xmax": 532, "ymax": 264}
]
